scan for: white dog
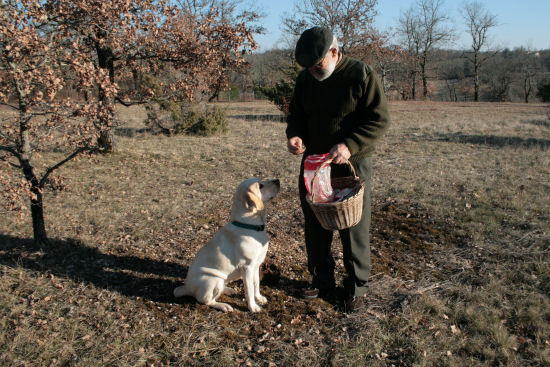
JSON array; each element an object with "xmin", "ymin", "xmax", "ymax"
[{"xmin": 174, "ymin": 178, "xmax": 280, "ymax": 312}]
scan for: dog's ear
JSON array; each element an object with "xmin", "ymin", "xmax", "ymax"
[{"xmin": 245, "ymin": 191, "xmax": 264, "ymax": 212}]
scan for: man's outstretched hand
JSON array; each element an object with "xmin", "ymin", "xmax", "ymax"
[{"xmin": 287, "ymin": 136, "xmax": 305, "ymax": 155}]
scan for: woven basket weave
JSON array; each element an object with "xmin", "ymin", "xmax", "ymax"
[{"xmin": 305, "ymin": 158, "xmax": 364, "ymax": 231}]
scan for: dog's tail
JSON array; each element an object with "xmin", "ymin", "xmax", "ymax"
[{"xmin": 174, "ymin": 268, "xmax": 228, "ymax": 298}]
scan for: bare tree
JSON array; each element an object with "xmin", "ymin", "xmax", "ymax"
[
  {"xmin": 281, "ymin": 0, "xmax": 378, "ymax": 52},
  {"xmin": 398, "ymin": 0, "xmax": 454, "ymax": 99},
  {"xmin": 437, "ymin": 52, "xmax": 466, "ymax": 101},
  {"xmin": 352, "ymin": 29, "xmax": 406, "ymax": 94},
  {"xmin": 517, "ymin": 49, "xmax": 541, "ymax": 103},
  {"xmin": 482, "ymin": 54, "xmax": 515, "ymax": 101},
  {"xmin": 279, "ymin": 0, "xmax": 400, "ymax": 98},
  {"xmin": 397, "ymin": 7, "xmax": 421, "ymax": 99},
  {"xmin": 462, "ymin": 0, "xmax": 498, "ymax": 101}
]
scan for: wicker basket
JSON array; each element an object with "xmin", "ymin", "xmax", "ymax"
[{"xmin": 305, "ymin": 158, "xmax": 364, "ymax": 231}]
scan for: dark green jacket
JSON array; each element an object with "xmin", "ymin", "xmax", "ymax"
[{"xmin": 286, "ymin": 55, "xmax": 390, "ymax": 164}]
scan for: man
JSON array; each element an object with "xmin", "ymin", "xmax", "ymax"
[{"xmin": 286, "ymin": 26, "xmax": 390, "ymax": 312}]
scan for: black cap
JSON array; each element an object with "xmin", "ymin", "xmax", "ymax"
[{"xmin": 295, "ymin": 26, "xmax": 333, "ymax": 68}]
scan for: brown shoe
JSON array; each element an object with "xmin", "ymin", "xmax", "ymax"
[{"xmin": 344, "ymin": 295, "xmax": 364, "ymax": 312}]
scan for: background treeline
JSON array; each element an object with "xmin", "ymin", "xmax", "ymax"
[
  {"xmin": 225, "ymin": 47, "xmax": 550, "ymax": 104},
  {"xmin": 222, "ymin": 0, "xmax": 550, "ymax": 107}
]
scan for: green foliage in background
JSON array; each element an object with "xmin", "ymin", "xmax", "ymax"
[
  {"xmin": 258, "ymin": 61, "xmax": 301, "ymax": 115},
  {"xmin": 180, "ymin": 105, "xmax": 228, "ymax": 136},
  {"xmin": 145, "ymin": 102, "xmax": 228, "ymax": 137},
  {"xmin": 536, "ymin": 80, "xmax": 550, "ymax": 102},
  {"xmin": 143, "ymin": 74, "xmax": 228, "ymax": 137},
  {"xmin": 229, "ymin": 85, "xmax": 240, "ymax": 101}
]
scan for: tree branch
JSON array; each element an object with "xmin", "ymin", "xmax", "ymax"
[
  {"xmin": 0, "ymin": 144, "xmax": 19, "ymax": 157},
  {"xmin": 0, "ymin": 155, "xmax": 22, "ymax": 169},
  {"xmin": 115, "ymin": 96, "xmax": 148, "ymax": 107},
  {"xmin": 0, "ymin": 145, "xmax": 21, "ymax": 168},
  {"xmin": 39, "ymin": 146, "xmax": 97, "ymax": 188},
  {"xmin": 0, "ymin": 102, "xmax": 21, "ymax": 111}
]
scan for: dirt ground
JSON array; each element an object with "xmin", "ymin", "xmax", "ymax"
[{"xmin": 1, "ymin": 100, "xmax": 549, "ymax": 366}]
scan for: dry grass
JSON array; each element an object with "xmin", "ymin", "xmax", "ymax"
[{"xmin": 1, "ymin": 100, "xmax": 549, "ymax": 366}]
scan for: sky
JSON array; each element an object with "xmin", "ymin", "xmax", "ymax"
[{"xmin": 252, "ymin": 0, "xmax": 550, "ymax": 52}]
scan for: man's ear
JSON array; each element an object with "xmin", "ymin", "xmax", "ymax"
[{"xmin": 245, "ymin": 191, "xmax": 264, "ymax": 212}]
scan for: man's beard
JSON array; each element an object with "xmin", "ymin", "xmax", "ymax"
[{"xmin": 310, "ymin": 57, "xmax": 336, "ymax": 82}]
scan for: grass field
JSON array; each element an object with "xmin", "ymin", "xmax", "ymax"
[{"xmin": 1, "ymin": 100, "xmax": 549, "ymax": 366}]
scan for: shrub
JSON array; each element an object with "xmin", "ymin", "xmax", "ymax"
[
  {"xmin": 145, "ymin": 102, "xmax": 228, "ymax": 137},
  {"xmin": 229, "ymin": 85, "xmax": 240, "ymax": 101},
  {"xmin": 179, "ymin": 104, "xmax": 228, "ymax": 136},
  {"xmin": 536, "ymin": 80, "xmax": 550, "ymax": 102},
  {"xmin": 141, "ymin": 73, "xmax": 227, "ymax": 137},
  {"xmin": 259, "ymin": 80, "xmax": 294, "ymax": 115},
  {"xmin": 259, "ymin": 61, "xmax": 301, "ymax": 115}
]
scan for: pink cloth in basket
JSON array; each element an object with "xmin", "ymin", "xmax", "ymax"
[{"xmin": 304, "ymin": 153, "xmax": 333, "ymax": 203}]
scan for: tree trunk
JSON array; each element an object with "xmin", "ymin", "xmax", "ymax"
[
  {"xmin": 474, "ymin": 52, "xmax": 480, "ymax": 102},
  {"xmin": 21, "ymin": 159, "xmax": 48, "ymax": 245},
  {"xmin": 18, "ymin": 98, "xmax": 48, "ymax": 245},
  {"xmin": 380, "ymin": 67, "xmax": 387, "ymax": 94},
  {"xmin": 411, "ymin": 71, "xmax": 417, "ymax": 100},
  {"xmin": 30, "ymin": 185, "xmax": 48, "ymax": 245},
  {"xmin": 96, "ymin": 37, "xmax": 117, "ymax": 153},
  {"xmin": 422, "ymin": 74, "xmax": 428, "ymax": 99},
  {"xmin": 524, "ymin": 77, "xmax": 531, "ymax": 103},
  {"xmin": 421, "ymin": 64, "xmax": 428, "ymax": 99},
  {"xmin": 98, "ymin": 129, "xmax": 116, "ymax": 152}
]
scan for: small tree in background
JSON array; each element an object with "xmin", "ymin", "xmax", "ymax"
[
  {"xmin": 517, "ymin": 49, "xmax": 542, "ymax": 103},
  {"xmin": 0, "ymin": 0, "xmax": 117, "ymax": 244},
  {"xmin": 259, "ymin": 60, "xmax": 301, "ymax": 115},
  {"xmin": 482, "ymin": 54, "xmax": 515, "ymax": 101},
  {"xmin": 537, "ymin": 80, "xmax": 550, "ymax": 102},
  {"xmin": 398, "ymin": 0, "xmax": 454, "ymax": 99},
  {"xmin": 351, "ymin": 29, "xmax": 406, "ymax": 94},
  {"xmin": 0, "ymin": 0, "xmax": 258, "ymax": 244},
  {"xmin": 281, "ymin": 0, "xmax": 378, "ymax": 52},
  {"xmin": 461, "ymin": 0, "xmax": 498, "ymax": 101},
  {"xmin": 54, "ymin": 0, "xmax": 259, "ymax": 151}
]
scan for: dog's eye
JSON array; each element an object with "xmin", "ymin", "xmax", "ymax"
[{"xmin": 259, "ymin": 183, "xmax": 264, "ymax": 189}]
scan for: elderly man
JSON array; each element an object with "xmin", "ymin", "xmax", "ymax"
[{"xmin": 286, "ymin": 26, "xmax": 390, "ymax": 312}]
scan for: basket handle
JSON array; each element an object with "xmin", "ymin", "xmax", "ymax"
[{"xmin": 310, "ymin": 158, "xmax": 357, "ymax": 202}]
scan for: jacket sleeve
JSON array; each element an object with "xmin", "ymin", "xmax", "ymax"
[
  {"xmin": 343, "ymin": 68, "xmax": 391, "ymax": 156},
  {"xmin": 285, "ymin": 72, "xmax": 307, "ymax": 140}
]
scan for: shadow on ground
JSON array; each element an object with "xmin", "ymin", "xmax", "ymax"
[
  {"xmin": 0, "ymin": 234, "xmax": 187, "ymax": 303},
  {"xmin": 0, "ymin": 233, "xmax": 321, "ymax": 310},
  {"xmin": 431, "ymin": 132, "xmax": 550, "ymax": 149},
  {"xmin": 0, "ymin": 197, "xmax": 463, "ymax": 314},
  {"xmin": 522, "ymin": 118, "xmax": 550, "ymax": 129}
]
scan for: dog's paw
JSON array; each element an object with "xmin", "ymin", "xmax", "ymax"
[
  {"xmin": 249, "ymin": 303, "xmax": 262, "ymax": 313},
  {"xmin": 220, "ymin": 304, "xmax": 234, "ymax": 313},
  {"xmin": 212, "ymin": 302, "xmax": 234, "ymax": 313},
  {"xmin": 256, "ymin": 295, "xmax": 268, "ymax": 305}
]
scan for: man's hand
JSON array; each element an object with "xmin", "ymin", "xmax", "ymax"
[
  {"xmin": 330, "ymin": 143, "xmax": 351, "ymax": 164},
  {"xmin": 287, "ymin": 136, "xmax": 305, "ymax": 155}
]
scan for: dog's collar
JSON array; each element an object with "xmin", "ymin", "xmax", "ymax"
[{"xmin": 231, "ymin": 221, "xmax": 265, "ymax": 232}]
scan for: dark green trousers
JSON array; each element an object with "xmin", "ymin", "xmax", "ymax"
[{"xmin": 299, "ymin": 157, "xmax": 372, "ymax": 297}]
